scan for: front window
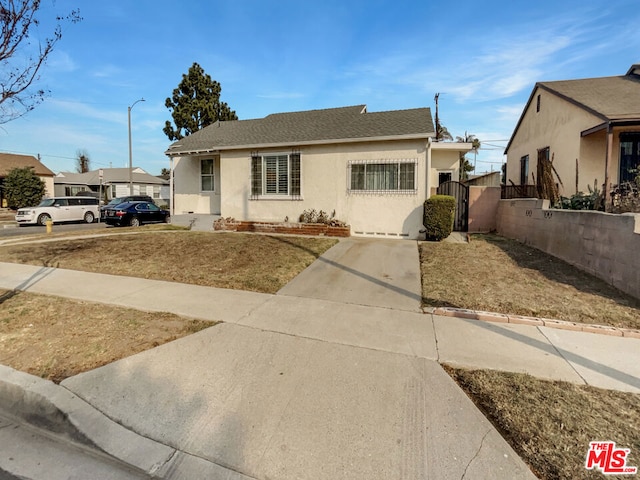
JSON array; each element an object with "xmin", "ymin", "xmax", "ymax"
[
  {"xmin": 201, "ymin": 158, "xmax": 215, "ymax": 191},
  {"xmin": 520, "ymin": 155, "xmax": 529, "ymax": 185},
  {"xmin": 620, "ymin": 133, "xmax": 640, "ymax": 183},
  {"xmin": 348, "ymin": 160, "xmax": 416, "ymax": 193},
  {"xmin": 251, "ymin": 151, "xmax": 301, "ymax": 198}
]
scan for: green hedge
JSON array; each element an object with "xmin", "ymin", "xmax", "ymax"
[{"xmin": 423, "ymin": 195, "xmax": 455, "ymax": 241}]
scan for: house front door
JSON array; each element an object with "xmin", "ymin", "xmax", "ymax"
[{"xmin": 619, "ymin": 133, "xmax": 640, "ymax": 183}]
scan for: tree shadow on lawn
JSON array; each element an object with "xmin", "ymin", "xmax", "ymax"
[{"xmin": 480, "ymin": 234, "xmax": 640, "ymax": 311}]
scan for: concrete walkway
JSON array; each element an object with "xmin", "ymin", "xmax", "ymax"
[{"xmin": 0, "ymin": 236, "xmax": 639, "ymax": 479}]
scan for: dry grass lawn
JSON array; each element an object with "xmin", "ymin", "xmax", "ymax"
[
  {"xmin": 420, "ymin": 234, "xmax": 640, "ymax": 329},
  {"xmin": 0, "ymin": 288, "xmax": 214, "ymax": 383},
  {"xmin": 0, "ymin": 231, "xmax": 338, "ymax": 294},
  {"xmin": 0, "ymin": 231, "xmax": 337, "ymax": 383},
  {"xmin": 1, "ymin": 228, "xmax": 638, "ymax": 480},
  {"xmin": 447, "ymin": 366, "xmax": 640, "ymax": 480}
]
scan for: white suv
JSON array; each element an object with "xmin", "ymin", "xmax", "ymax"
[{"xmin": 15, "ymin": 196, "xmax": 100, "ymax": 226}]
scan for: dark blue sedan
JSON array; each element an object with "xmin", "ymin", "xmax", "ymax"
[{"xmin": 103, "ymin": 202, "xmax": 170, "ymax": 227}]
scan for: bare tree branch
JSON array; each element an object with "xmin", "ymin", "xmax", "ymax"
[{"xmin": 0, "ymin": 0, "xmax": 81, "ymax": 123}]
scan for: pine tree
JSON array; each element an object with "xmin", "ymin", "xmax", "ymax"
[{"xmin": 163, "ymin": 62, "xmax": 237, "ymax": 141}]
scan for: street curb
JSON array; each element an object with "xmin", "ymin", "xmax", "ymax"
[
  {"xmin": 0, "ymin": 365, "xmax": 254, "ymax": 479},
  {"xmin": 429, "ymin": 307, "xmax": 640, "ymax": 338},
  {"xmin": 0, "ymin": 364, "xmax": 175, "ymax": 475}
]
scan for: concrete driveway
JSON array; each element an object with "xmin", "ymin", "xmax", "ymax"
[{"xmin": 277, "ymin": 237, "xmax": 423, "ymax": 312}]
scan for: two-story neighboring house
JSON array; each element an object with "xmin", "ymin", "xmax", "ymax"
[{"xmin": 505, "ymin": 65, "xmax": 640, "ymax": 199}]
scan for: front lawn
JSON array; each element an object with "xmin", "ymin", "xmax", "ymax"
[{"xmin": 420, "ymin": 234, "xmax": 640, "ymax": 329}]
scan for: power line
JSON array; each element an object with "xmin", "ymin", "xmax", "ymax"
[{"xmin": 0, "ymin": 149, "xmax": 113, "ymax": 167}]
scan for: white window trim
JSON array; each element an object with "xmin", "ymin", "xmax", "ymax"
[
  {"xmin": 348, "ymin": 159, "xmax": 418, "ymax": 194},
  {"xmin": 250, "ymin": 151, "xmax": 302, "ymax": 199},
  {"xmin": 200, "ymin": 158, "xmax": 215, "ymax": 193}
]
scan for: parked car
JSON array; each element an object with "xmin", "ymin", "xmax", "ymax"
[
  {"xmin": 100, "ymin": 195, "xmax": 155, "ymax": 219},
  {"xmin": 15, "ymin": 196, "xmax": 99, "ymax": 226},
  {"xmin": 103, "ymin": 201, "xmax": 170, "ymax": 227}
]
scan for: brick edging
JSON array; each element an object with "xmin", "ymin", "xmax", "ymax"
[{"xmin": 427, "ymin": 307, "xmax": 640, "ymax": 339}]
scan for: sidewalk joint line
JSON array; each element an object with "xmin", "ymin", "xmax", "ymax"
[{"xmin": 537, "ymin": 326, "xmax": 589, "ymax": 385}]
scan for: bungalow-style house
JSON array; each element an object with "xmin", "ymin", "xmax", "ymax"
[
  {"xmin": 165, "ymin": 105, "xmax": 471, "ymax": 239},
  {"xmin": 55, "ymin": 168, "xmax": 170, "ymax": 206},
  {"xmin": 0, "ymin": 153, "xmax": 55, "ymax": 208},
  {"xmin": 505, "ymin": 64, "xmax": 640, "ymax": 199}
]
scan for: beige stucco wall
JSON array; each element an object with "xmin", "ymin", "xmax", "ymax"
[
  {"xmin": 172, "ymin": 139, "xmax": 474, "ymax": 239},
  {"xmin": 43, "ymin": 177, "xmax": 54, "ymax": 198},
  {"xmin": 468, "ymin": 186, "xmax": 500, "ymax": 232},
  {"xmin": 172, "ymin": 155, "xmax": 221, "ymax": 214},
  {"xmin": 221, "ymin": 140, "xmax": 429, "ymax": 239},
  {"xmin": 429, "ymin": 148, "xmax": 460, "ymax": 192},
  {"xmin": 496, "ymin": 198, "xmax": 640, "ymax": 300},
  {"xmin": 506, "ymin": 87, "xmax": 605, "ymax": 195}
]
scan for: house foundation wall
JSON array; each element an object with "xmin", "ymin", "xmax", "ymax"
[{"xmin": 496, "ymin": 198, "xmax": 640, "ymax": 300}]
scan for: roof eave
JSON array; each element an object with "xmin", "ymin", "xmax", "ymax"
[{"xmin": 165, "ymin": 132, "xmax": 435, "ymax": 157}]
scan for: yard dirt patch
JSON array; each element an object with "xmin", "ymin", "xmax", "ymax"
[
  {"xmin": 420, "ymin": 234, "xmax": 640, "ymax": 329},
  {"xmin": 0, "ymin": 231, "xmax": 338, "ymax": 294},
  {"xmin": 0, "ymin": 289, "xmax": 215, "ymax": 383},
  {"xmin": 446, "ymin": 366, "xmax": 640, "ymax": 480}
]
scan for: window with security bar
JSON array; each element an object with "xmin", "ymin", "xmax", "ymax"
[
  {"xmin": 348, "ymin": 160, "xmax": 417, "ymax": 193},
  {"xmin": 250, "ymin": 152, "xmax": 301, "ymax": 199}
]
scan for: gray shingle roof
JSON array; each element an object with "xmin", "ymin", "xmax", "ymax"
[
  {"xmin": 56, "ymin": 168, "xmax": 167, "ymax": 186},
  {"xmin": 166, "ymin": 105, "xmax": 435, "ymax": 155},
  {"xmin": 539, "ymin": 73, "xmax": 640, "ymax": 121}
]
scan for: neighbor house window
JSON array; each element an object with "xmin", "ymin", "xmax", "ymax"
[
  {"xmin": 536, "ymin": 94, "xmax": 541, "ymax": 113},
  {"xmin": 250, "ymin": 151, "xmax": 301, "ymax": 198},
  {"xmin": 348, "ymin": 160, "xmax": 417, "ymax": 193},
  {"xmin": 520, "ymin": 155, "xmax": 529, "ymax": 185},
  {"xmin": 201, "ymin": 158, "xmax": 214, "ymax": 191}
]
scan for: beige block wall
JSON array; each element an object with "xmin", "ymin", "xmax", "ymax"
[
  {"xmin": 496, "ymin": 198, "xmax": 640, "ymax": 300},
  {"xmin": 506, "ymin": 88, "xmax": 605, "ymax": 195},
  {"xmin": 468, "ymin": 186, "xmax": 500, "ymax": 232}
]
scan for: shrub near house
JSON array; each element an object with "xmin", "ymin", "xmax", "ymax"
[{"xmin": 423, "ymin": 195, "xmax": 455, "ymax": 241}]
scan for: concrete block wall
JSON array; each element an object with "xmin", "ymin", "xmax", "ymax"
[{"xmin": 496, "ymin": 198, "xmax": 640, "ymax": 300}]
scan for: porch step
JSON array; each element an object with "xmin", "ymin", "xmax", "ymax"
[{"xmin": 172, "ymin": 214, "xmax": 219, "ymax": 232}]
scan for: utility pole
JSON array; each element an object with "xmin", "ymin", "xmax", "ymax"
[{"xmin": 434, "ymin": 93, "xmax": 440, "ymax": 141}]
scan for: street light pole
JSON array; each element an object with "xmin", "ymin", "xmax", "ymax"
[{"xmin": 128, "ymin": 98, "xmax": 145, "ymax": 195}]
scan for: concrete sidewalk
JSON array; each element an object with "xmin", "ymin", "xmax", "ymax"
[{"xmin": 0, "ymin": 236, "xmax": 639, "ymax": 479}]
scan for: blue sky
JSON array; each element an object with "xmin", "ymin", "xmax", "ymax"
[{"xmin": 1, "ymin": 0, "xmax": 639, "ymax": 176}]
